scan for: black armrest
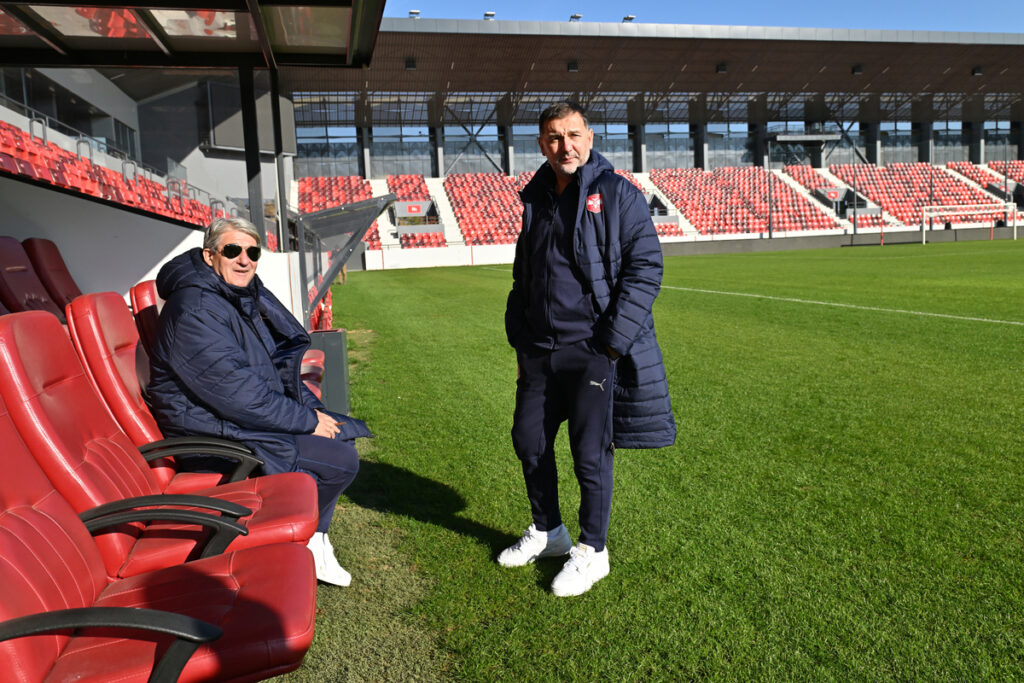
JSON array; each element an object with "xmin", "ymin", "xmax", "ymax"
[
  {"xmin": 0, "ymin": 606, "xmax": 221, "ymax": 683},
  {"xmin": 140, "ymin": 436, "xmax": 253, "ymax": 455},
  {"xmin": 80, "ymin": 494, "xmax": 251, "ymax": 522},
  {"xmin": 140, "ymin": 437, "xmax": 263, "ymax": 482},
  {"xmin": 82, "ymin": 508, "xmax": 248, "ymax": 559}
]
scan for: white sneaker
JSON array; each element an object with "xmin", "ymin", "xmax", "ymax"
[
  {"xmin": 496, "ymin": 523, "xmax": 572, "ymax": 567},
  {"xmin": 306, "ymin": 532, "xmax": 352, "ymax": 586},
  {"xmin": 550, "ymin": 543, "xmax": 609, "ymax": 597}
]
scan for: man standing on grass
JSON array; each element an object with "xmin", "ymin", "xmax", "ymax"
[{"xmin": 500, "ymin": 101, "xmax": 676, "ymax": 596}]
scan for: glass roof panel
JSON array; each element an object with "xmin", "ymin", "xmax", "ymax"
[
  {"xmin": 30, "ymin": 6, "xmax": 150, "ymax": 39},
  {"xmin": 264, "ymin": 6, "xmax": 351, "ymax": 54},
  {"xmin": 150, "ymin": 10, "xmax": 239, "ymax": 39},
  {"xmin": 0, "ymin": 9, "xmax": 31, "ymax": 36}
]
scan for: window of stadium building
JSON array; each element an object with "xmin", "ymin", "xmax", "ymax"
[
  {"xmin": 590, "ymin": 123, "xmax": 630, "ymax": 170},
  {"xmin": 511, "ymin": 124, "xmax": 546, "ymax": 176},
  {"xmin": 296, "ymin": 125, "xmax": 361, "ymax": 177},
  {"xmin": 443, "ymin": 124, "xmax": 501, "ymax": 174},
  {"xmin": 373, "ymin": 125, "xmax": 432, "ymax": 176},
  {"xmin": 707, "ymin": 123, "xmax": 753, "ymax": 168},
  {"xmin": 645, "ymin": 123, "xmax": 692, "ymax": 170},
  {"xmin": 985, "ymin": 121, "xmax": 1017, "ymax": 161},
  {"xmin": 880, "ymin": 121, "xmax": 917, "ymax": 164},
  {"xmin": 933, "ymin": 121, "xmax": 967, "ymax": 165}
]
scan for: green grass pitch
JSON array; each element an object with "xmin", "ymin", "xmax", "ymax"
[{"xmin": 282, "ymin": 240, "xmax": 1024, "ymax": 681}]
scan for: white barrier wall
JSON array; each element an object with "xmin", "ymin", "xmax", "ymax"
[{"xmin": 364, "ymin": 243, "xmax": 516, "ymax": 270}]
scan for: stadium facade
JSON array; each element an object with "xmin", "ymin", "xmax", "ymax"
[{"xmin": 0, "ymin": 10, "xmax": 1021, "ymax": 285}]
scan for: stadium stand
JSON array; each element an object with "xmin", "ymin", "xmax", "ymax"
[
  {"xmin": 298, "ymin": 175, "xmax": 381, "ymax": 249},
  {"xmin": 830, "ymin": 162, "xmax": 1003, "ymax": 226},
  {"xmin": 947, "ymin": 160, "xmax": 1003, "ymax": 188},
  {"xmin": 614, "ymin": 169, "xmax": 644, "ymax": 191},
  {"xmin": 399, "ymin": 231, "xmax": 446, "ymax": 248},
  {"xmin": 387, "ymin": 173, "xmax": 431, "ymax": 200},
  {"xmin": 0, "ymin": 120, "xmax": 229, "ymax": 227},
  {"xmin": 987, "ymin": 160, "xmax": 1024, "ymax": 185},
  {"xmin": 0, "ymin": 309, "xmax": 320, "ymax": 579},
  {"xmin": 444, "ymin": 172, "xmax": 522, "ymax": 245},
  {"xmin": 650, "ymin": 166, "xmax": 839, "ymax": 235},
  {"xmin": 0, "ymin": 394, "xmax": 317, "ymax": 683},
  {"xmin": 783, "ymin": 164, "xmax": 890, "ymax": 228}
]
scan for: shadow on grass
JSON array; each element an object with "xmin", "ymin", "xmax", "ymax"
[{"xmin": 344, "ymin": 460, "xmax": 514, "ymax": 557}]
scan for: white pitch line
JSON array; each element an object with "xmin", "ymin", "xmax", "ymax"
[{"xmin": 661, "ymin": 285, "xmax": 1024, "ymax": 327}]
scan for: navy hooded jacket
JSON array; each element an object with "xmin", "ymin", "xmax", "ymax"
[
  {"xmin": 147, "ymin": 248, "xmax": 368, "ymax": 475},
  {"xmin": 506, "ymin": 150, "xmax": 676, "ymax": 449}
]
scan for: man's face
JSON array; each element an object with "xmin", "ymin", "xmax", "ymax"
[
  {"xmin": 538, "ymin": 112, "xmax": 594, "ymax": 184},
  {"xmin": 203, "ymin": 228, "xmax": 259, "ymax": 288}
]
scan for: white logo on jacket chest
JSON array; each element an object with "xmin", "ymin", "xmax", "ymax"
[{"xmin": 586, "ymin": 194, "xmax": 603, "ymax": 213}]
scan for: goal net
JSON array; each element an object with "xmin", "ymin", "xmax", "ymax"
[{"xmin": 919, "ymin": 203, "xmax": 1018, "ymax": 244}]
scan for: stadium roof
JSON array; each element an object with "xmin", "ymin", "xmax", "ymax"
[
  {"xmin": 281, "ymin": 17, "xmax": 1024, "ymax": 126},
  {"xmin": 0, "ymin": 0, "xmax": 386, "ymax": 68}
]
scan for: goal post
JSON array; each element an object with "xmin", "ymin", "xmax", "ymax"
[{"xmin": 920, "ymin": 203, "xmax": 1018, "ymax": 244}]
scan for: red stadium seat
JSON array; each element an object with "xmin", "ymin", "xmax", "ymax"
[
  {"xmin": 0, "ymin": 395, "xmax": 316, "ymax": 683},
  {"xmin": 22, "ymin": 237, "xmax": 82, "ymax": 309},
  {"xmin": 66, "ymin": 292, "xmax": 259, "ymax": 491},
  {"xmin": 128, "ymin": 278, "xmax": 161, "ymax": 364},
  {"xmin": 0, "ymin": 310, "xmax": 318, "ymax": 580},
  {"xmin": 0, "ymin": 236, "xmax": 66, "ymax": 322}
]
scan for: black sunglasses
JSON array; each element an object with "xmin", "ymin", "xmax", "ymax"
[{"xmin": 219, "ymin": 244, "xmax": 261, "ymax": 261}]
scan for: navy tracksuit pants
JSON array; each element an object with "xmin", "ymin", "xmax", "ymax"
[
  {"xmin": 294, "ymin": 433, "xmax": 360, "ymax": 533},
  {"xmin": 512, "ymin": 340, "xmax": 616, "ymax": 552}
]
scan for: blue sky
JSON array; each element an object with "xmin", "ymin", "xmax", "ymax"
[{"xmin": 383, "ymin": 1, "xmax": 1024, "ymax": 33}]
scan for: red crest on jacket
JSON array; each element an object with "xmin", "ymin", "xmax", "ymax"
[{"xmin": 586, "ymin": 194, "xmax": 602, "ymax": 213}]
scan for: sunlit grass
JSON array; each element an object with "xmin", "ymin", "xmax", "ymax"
[{"xmin": 282, "ymin": 240, "xmax": 1024, "ymax": 681}]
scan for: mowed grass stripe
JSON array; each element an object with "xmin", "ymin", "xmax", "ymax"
[{"xmin": 282, "ymin": 240, "xmax": 1024, "ymax": 682}]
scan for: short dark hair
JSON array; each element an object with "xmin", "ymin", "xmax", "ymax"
[{"xmin": 538, "ymin": 101, "xmax": 589, "ymax": 132}]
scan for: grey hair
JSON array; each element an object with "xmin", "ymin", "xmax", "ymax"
[
  {"xmin": 203, "ymin": 217, "xmax": 262, "ymax": 252},
  {"xmin": 539, "ymin": 101, "xmax": 589, "ymax": 133}
]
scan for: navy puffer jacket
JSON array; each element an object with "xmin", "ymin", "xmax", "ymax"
[
  {"xmin": 507, "ymin": 150, "xmax": 676, "ymax": 449},
  {"xmin": 147, "ymin": 248, "xmax": 363, "ymax": 475}
]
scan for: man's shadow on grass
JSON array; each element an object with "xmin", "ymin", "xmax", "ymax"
[{"xmin": 343, "ymin": 460, "xmax": 517, "ymax": 559}]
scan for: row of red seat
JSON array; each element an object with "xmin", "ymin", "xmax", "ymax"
[
  {"xmin": 443, "ymin": 172, "xmax": 526, "ymax": 246},
  {"xmin": 987, "ymin": 159, "xmax": 1024, "ymax": 185},
  {"xmin": 0, "ymin": 237, "xmax": 332, "ymax": 680},
  {"xmin": 386, "ymin": 173, "xmax": 431, "ymax": 201},
  {"xmin": 946, "ymin": 160, "xmax": 1003, "ymax": 188},
  {"xmin": 650, "ymin": 166, "xmax": 839, "ymax": 235},
  {"xmin": 399, "ymin": 231, "xmax": 447, "ymax": 248},
  {"xmin": 782, "ymin": 165, "xmax": 890, "ymax": 228},
  {"xmin": 297, "ymin": 175, "xmax": 381, "ymax": 249},
  {"xmin": 830, "ymin": 162, "xmax": 1002, "ymax": 225},
  {"xmin": 0, "ymin": 121, "xmax": 227, "ymax": 228}
]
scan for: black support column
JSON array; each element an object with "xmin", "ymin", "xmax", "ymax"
[{"xmin": 238, "ymin": 66, "xmax": 265, "ymax": 241}]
